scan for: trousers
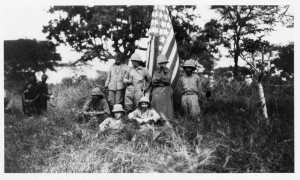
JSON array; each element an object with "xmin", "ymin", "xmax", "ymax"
[
  {"xmin": 181, "ymin": 94, "xmax": 201, "ymax": 117},
  {"xmin": 124, "ymin": 85, "xmax": 144, "ymax": 113},
  {"xmin": 108, "ymin": 89, "xmax": 125, "ymax": 106}
]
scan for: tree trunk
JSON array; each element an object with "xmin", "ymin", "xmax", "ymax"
[
  {"xmin": 257, "ymin": 81, "xmax": 269, "ymax": 124},
  {"xmin": 234, "ymin": 53, "xmax": 239, "ymax": 78},
  {"xmin": 257, "ymin": 46, "xmax": 269, "ymax": 124},
  {"xmin": 233, "ymin": 35, "xmax": 240, "ymax": 79}
]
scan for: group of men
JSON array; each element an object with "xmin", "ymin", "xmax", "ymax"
[
  {"xmin": 22, "ymin": 73, "xmax": 54, "ymax": 116},
  {"xmin": 15, "ymin": 52, "xmax": 205, "ymax": 133},
  {"xmin": 77, "ymin": 52, "xmax": 206, "ymax": 132}
]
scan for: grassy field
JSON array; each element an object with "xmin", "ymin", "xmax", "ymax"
[{"xmin": 4, "ymin": 77, "xmax": 294, "ymax": 173}]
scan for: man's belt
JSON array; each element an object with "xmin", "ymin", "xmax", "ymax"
[{"xmin": 182, "ymin": 91, "xmax": 197, "ymax": 95}]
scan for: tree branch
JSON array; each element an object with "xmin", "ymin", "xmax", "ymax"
[{"xmin": 239, "ymin": 53, "xmax": 260, "ymax": 73}]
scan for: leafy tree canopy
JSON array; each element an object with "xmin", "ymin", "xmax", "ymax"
[
  {"xmin": 211, "ymin": 5, "xmax": 293, "ymax": 78},
  {"xmin": 273, "ymin": 42, "xmax": 294, "ymax": 79},
  {"xmin": 43, "ymin": 5, "xmax": 219, "ymax": 72},
  {"xmin": 4, "ymin": 39, "xmax": 61, "ymax": 81}
]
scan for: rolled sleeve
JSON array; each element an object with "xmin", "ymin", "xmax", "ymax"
[
  {"xmin": 150, "ymin": 109, "xmax": 160, "ymax": 122},
  {"xmin": 99, "ymin": 118, "xmax": 111, "ymax": 132},
  {"xmin": 128, "ymin": 109, "xmax": 139, "ymax": 119}
]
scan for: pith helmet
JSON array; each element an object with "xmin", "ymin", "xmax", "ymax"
[
  {"xmin": 129, "ymin": 53, "xmax": 143, "ymax": 62},
  {"xmin": 183, "ymin": 60, "xmax": 196, "ymax": 70},
  {"xmin": 138, "ymin": 96, "xmax": 151, "ymax": 107},
  {"xmin": 157, "ymin": 54, "xmax": 168, "ymax": 64},
  {"xmin": 112, "ymin": 104, "xmax": 125, "ymax": 113},
  {"xmin": 91, "ymin": 87, "xmax": 104, "ymax": 96}
]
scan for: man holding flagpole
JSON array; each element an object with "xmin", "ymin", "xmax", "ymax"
[
  {"xmin": 146, "ymin": 5, "xmax": 180, "ymax": 88},
  {"xmin": 146, "ymin": 5, "xmax": 180, "ymax": 121},
  {"xmin": 151, "ymin": 54, "xmax": 173, "ymax": 121}
]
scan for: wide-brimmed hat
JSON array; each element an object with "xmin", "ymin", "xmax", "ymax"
[
  {"xmin": 91, "ymin": 87, "xmax": 105, "ymax": 96},
  {"xmin": 157, "ymin": 54, "xmax": 168, "ymax": 64},
  {"xmin": 183, "ymin": 60, "xmax": 196, "ymax": 70},
  {"xmin": 112, "ymin": 104, "xmax": 125, "ymax": 113},
  {"xmin": 129, "ymin": 53, "xmax": 143, "ymax": 62},
  {"xmin": 138, "ymin": 96, "xmax": 151, "ymax": 108}
]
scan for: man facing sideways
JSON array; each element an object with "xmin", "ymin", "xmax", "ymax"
[{"xmin": 76, "ymin": 87, "xmax": 111, "ymax": 128}]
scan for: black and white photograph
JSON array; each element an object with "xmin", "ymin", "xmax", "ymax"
[{"xmin": 1, "ymin": 0, "xmax": 296, "ymax": 175}]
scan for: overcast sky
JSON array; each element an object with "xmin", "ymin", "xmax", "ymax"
[{"xmin": 1, "ymin": 2, "xmax": 295, "ymax": 83}]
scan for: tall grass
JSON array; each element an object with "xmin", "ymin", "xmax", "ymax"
[{"xmin": 4, "ymin": 76, "xmax": 294, "ymax": 172}]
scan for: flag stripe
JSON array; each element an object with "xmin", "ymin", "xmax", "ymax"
[
  {"xmin": 146, "ymin": 5, "xmax": 180, "ymax": 86},
  {"xmin": 164, "ymin": 35, "xmax": 176, "ymax": 60},
  {"xmin": 161, "ymin": 30, "xmax": 174, "ymax": 55},
  {"xmin": 170, "ymin": 51, "xmax": 179, "ymax": 82},
  {"xmin": 167, "ymin": 44, "xmax": 176, "ymax": 69},
  {"xmin": 171, "ymin": 63, "xmax": 180, "ymax": 89}
]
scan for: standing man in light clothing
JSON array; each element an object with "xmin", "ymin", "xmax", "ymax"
[
  {"xmin": 178, "ymin": 60, "xmax": 205, "ymax": 117},
  {"xmin": 123, "ymin": 53, "xmax": 151, "ymax": 113},
  {"xmin": 105, "ymin": 53, "xmax": 129, "ymax": 109}
]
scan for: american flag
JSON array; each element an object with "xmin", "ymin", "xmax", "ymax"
[{"xmin": 146, "ymin": 5, "xmax": 180, "ymax": 86}]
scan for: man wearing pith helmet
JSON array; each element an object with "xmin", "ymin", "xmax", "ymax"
[
  {"xmin": 99, "ymin": 104, "xmax": 125, "ymax": 133},
  {"xmin": 178, "ymin": 60, "xmax": 205, "ymax": 117},
  {"xmin": 123, "ymin": 53, "xmax": 151, "ymax": 113},
  {"xmin": 128, "ymin": 96, "xmax": 160, "ymax": 127},
  {"xmin": 151, "ymin": 54, "xmax": 174, "ymax": 121},
  {"xmin": 76, "ymin": 87, "xmax": 110, "ymax": 128}
]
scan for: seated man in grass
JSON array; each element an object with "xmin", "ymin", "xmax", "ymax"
[
  {"xmin": 99, "ymin": 104, "xmax": 125, "ymax": 133},
  {"xmin": 128, "ymin": 96, "xmax": 160, "ymax": 129},
  {"xmin": 76, "ymin": 87, "xmax": 110, "ymax": 128}
]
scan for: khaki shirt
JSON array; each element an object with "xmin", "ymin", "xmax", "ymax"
[
  {"xmin": 178, "ymin": 73, "xmax": 205, "ymax": 97},
  {"xmin": 82, "ymin": 98, "xmax": 111, "ymax": 115},
  {"xmin": 105, "ymin": 64, "xmax": 129, "ymax": 91},
  {"xmin": 123, "ymin": 66, "xmax": 151, "ymax": 90},
  {"xmin": 99, "ymin": 117, "xmax": 123, "ymax": 132},
  {"xmin": 128, "ymin": 108, "xmax": 160, "ymax": 122}
]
